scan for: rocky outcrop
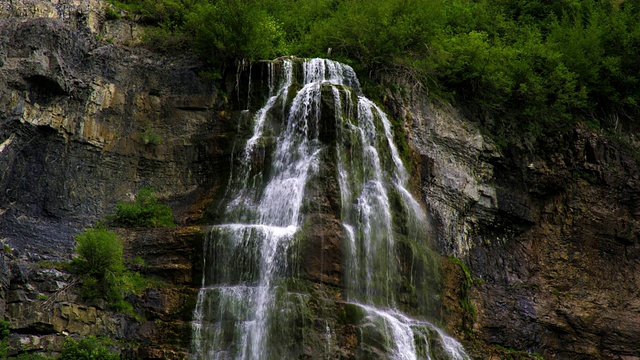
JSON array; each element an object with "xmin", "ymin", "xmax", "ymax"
[
  {"xmin": 0, "ymin": 1, "xmax": 231, "ymax": 358},
  {"xmin": 472, "ymin": 127, "xmax": 640, "ymax": 359},
  {"xmin": 1, "ymin": 244, "xmax": 199, "ymax": 358},
  {"xmin": 0, "ymin": 2, "xmax": 230, "ymax": 257},
  {"xmin": 387, "ymin": 83, "xmax": 640, "ymax": 358}
]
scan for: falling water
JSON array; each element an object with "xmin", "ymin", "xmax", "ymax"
[{"xmin": 191, "ymin": 58, "xmax": 469, "ymax": 359}]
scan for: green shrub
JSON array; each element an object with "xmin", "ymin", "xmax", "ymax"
[
  {"xmin": 111, "ymin": 186, "xmax": 174, "ymax": 228},
  {"xmin": 140, "ymin": 130, "xmax": 163, "ymax": 145},
  {"xmin": 58, "ymin": 337, "xmax": 119, "ymax": 360},
  {"xmin": 185, "ymin": 0, "xmax": 287, "ymax": 68},
  {"xmin": 74, "ymin": 227, "xmax": 124, "ymax": 279},
  {"xmin": 108, "ymin": 0, "xmax": 640, "ymax": 142},
  {"xmin": 111, "ymin": 299, "xmax": 134, "ymax": 315},
  {"xmin": 72, "ymin": 226, "xmax": 165, "ymax": 312},
  {"xmin": 73, "ymin": 227, "xmax": 125, "ymax": 303},
  {"xmin": 13, "ymin": 353, "xmax": 51, "ymax": 359},
  {"xmin": 104, "ymin": 6, "xmax": 121, "ymax": 20}
]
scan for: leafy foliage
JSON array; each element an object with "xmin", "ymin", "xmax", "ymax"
[
  {"xmin": 140, "ymin": 129, "xmax": 163, "ymax": 145},
  {"xmin": 74, "ymin": 227, "xmax": 124, "ymax": 280},
  {"xmin": 73, "ymin": 227, "xmax": 125, "ymax": 302},
  {"xmin": 111, "ymin": 186, "xmax": 174, "ymax": 228},
  {"xmin": 109, "ymin": 0, "xmax": 640, "ymax": 140},
  {"xmin": 0, "ymin": 320, "xmax": 8, "ymax": 360},
  {"xmin": 185, "ymin": 0, "xmax": 287, "ymax": 68},
  {"xmin": 57, "ymin": 337, "xmax": 119, "ymax": 360},
  {"xmin": 72, "ymin": 225, "xmax": 162, "ymax": 310}
]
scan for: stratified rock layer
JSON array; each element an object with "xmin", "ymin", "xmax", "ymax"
[
  {"xmin": 385, "ymin": 85, "xmax": 640, "ymax": 358},
  {"xmin": 0, "ymin": 1, "xmax": 230, "ymax": 357},
  {"xmin": 2, "ymin": 1, "xmax": 640, "ymax": 359}
]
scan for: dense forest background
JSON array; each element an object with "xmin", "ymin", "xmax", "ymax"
[{"xmin": 108, "ymin": 0, "xmax": 640, "ymax": 143}]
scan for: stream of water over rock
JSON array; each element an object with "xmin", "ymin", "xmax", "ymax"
[{"xmin": 191, "ymin": 58, "xmax": 469, "ymax": 360}]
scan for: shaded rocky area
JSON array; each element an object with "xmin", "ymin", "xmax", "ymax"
[
  {"xmin": 0, "ymin": 1, "xmax": 232, "ymax": 357},
  {"xmin": 385, "ymin": 85, "xmax": 640, "ymax": 358}
]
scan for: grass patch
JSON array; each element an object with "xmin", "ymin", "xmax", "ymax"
[{"xmin": 140, "ymin": 128, "xmax": 163, "ymax": 145}]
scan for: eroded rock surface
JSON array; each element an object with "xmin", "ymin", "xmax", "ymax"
[
  {"xmin": 386, "ymin": 85, "xmax": 640, "ymax": 358},
  {"xmin": 0, "ymin": 1, "xmax": 229, "ymax": 358}
]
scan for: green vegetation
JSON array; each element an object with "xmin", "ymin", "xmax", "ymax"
[
  {"xmin": 449, "ymin": 256, "xmax": 478, "ymax": 336},
  {"xmin": 1, "ymin": 321, "xmax": 9, "ymax": 360},
  {"xmin": 140, "ymin": 129, "xmax": 163, "ymax": 145},
  {"xmin": 57, "ymin": 337, "xmax": 119, "ymax": 360},
  {"xmin": 72, "ymin": 226, "xmax": 125, "ymax": 302},
  {"xmin": 12, "ymin": 354, "xmax": 50, "ymax": 360},
  {"xmin": 74, "ymin": 227, "xmax": 124, "ymax": 282},
  {"xmin": 68, "ymin": 186, "xmax": 171, "ymax": 312},
  {"xmin": 110, "ymin": 186, "xmax": 174, "ymax": 228},
  {"xmin": 107, "ymin": 0, "xmax": 640, "ymax": 143},
  {"xmin": 492, "ymin": 345, "xmax": 545, "ymax": 360},
  {"xmin": 1, "ymin": 336, "xmax": 118, "ymax": 359},
  {"xmin": 104, "ymin": 6, "xmax": 121, "ymax": 21},
  {"xmin": 72, "ymin": 226, "xmax": 162, "ymax": 315}
]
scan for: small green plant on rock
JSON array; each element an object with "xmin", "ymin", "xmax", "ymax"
[
  {"xmin": 72, "ymin": 225, "xmax": 165, "ymax": 316},
  {"xmin": 140, "ymin": 129, "xmax": 163, "ymax": 145},
  {"xmin": 448, "ymin": 256, "xmax": 478, "ymax": 337},
  {"xmin": 104, "ymin": 6, "xmax": 121, "ymax": 21},
  {"xmin": 0, "ymin": 320, "xmax": 9, "ymax": 360},
  {"xmin": 72, "ymin": 226, "xmax": 125, "ymax": 302},
  {"xmin": 2, "ymin": 244, "xmax": 12, "ymax": 254},
  {"xmin": 58, "ymin": 337, "xmax": 119, "ymax": 360},
  {"xmin": 110, "ymin": 186, "xmax": 174, "ymax": 228},
  {"xmin": 13, "ymin": 353, "xmax": 50, "ymax": 359},
  {"xmin": 74, "ymin": 227, "xmax": 124, "ymax": 280}
]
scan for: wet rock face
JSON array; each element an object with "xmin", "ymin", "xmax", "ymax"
[
  {"xmin": 0, "ymin": 247, "xmax": 198, "ymax": 358},
  {"xmin": 390, "ymin": 83, "xmax": 640, "ymax": 358}
]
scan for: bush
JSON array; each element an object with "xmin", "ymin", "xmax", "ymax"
[
  {"xmin": 185, "ymin": 0, "xmax": 287, "ymax": 68},
  {"xmin": 74, "ymin": 227, "xmax": 124, "ymax": 280},
  {"xmin": 72, "ymin": 225, "xmax": 165, "ymax": 310},
  {"xmin": 111, "ymin": 186, "xmax": 174, "ymax": 228},
  {"xmin": 140, "ymin": 129, "xmax": 163, "ymax": 145},
  {"xmin": 108, "ymin": 0, "xmax": 640, "ymax": 142},
  {"xmin": 104, "ymin": 6, "xmax": 121, "ymax": 20},
  {"xmin": 73, "ymin": 227, "xmax": 125, "ymax": 302},
  {"xmin": 13, "ymin": 354, "xmax": 50, "ymax": 360},
  {"xmin": 58, "ymin": 337, "xmax": 119, "ymax": 360}
]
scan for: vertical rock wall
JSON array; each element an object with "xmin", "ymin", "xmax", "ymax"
[
  {"xmin": 0, "ymin": 1, "xmax": 232, "ymax": 357},
  {"xmin": 385, "ymin": 84, "xmax": 640, "ymax": 358}
]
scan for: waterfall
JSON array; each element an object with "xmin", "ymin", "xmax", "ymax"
[{"xmin": 191, "ymin": 58, "xmax": 469, "ymax": 360}]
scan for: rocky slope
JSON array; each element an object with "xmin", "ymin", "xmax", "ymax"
[
  {"xmin": 2, "ymin": 1, "xmax": 640, "ymax": 359},
  {"xmin": 0, "ymin": 1, "xmax": 231, "ymax": 357}
]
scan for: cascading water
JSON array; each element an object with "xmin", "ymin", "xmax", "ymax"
[{"xmin": 191, "ymin": 58, "xmax": 469, "ymax": 360}]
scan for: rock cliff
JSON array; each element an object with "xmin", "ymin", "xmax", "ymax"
[
  {"xmin": 0, "ymin": 1, "xmax": 230, "ymax": 357},
  {"xmin": 385, "ymin": 87, "xmax": 640, "ymax": 358},
  {"xmin": 2, "ymin": 1, "xmax": 640, "ymax": 359}
]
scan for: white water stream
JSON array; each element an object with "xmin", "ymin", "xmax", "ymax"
[{"xmin": 191, "ymin": 58, "xmax": 469, "ymax": 360}]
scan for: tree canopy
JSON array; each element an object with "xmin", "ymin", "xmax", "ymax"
[{"xmin": 109, "ymin": 0, "xmax": 640, "ymax": 139}]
